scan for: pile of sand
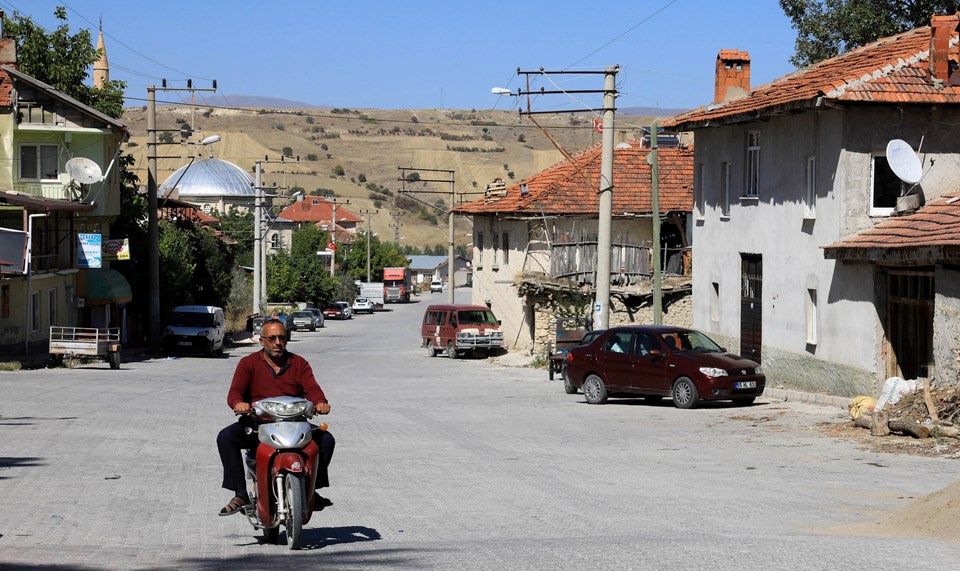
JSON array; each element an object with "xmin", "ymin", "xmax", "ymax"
[{"xmin": 826, "ymin": 480, "xmax": 960, "ymax": 542}]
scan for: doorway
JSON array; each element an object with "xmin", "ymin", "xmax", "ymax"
[
  {"xmin": 740, "ymin": 254, "xmax": 762, "ymax": 361},
  {"xmin": 886, "ymin": 270, "xmax": 934, "ymax": 379}
]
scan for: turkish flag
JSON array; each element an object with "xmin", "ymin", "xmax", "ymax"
[
  {"xmin": 593, "ymin": 119, "xmax": 603, "ymax": 133},
  {"xmin": 327, "ymin": 241, "xmax": 336, "ymax": 251}
]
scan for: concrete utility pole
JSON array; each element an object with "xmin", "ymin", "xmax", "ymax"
[
  {"xmin": 514, "ymin": 66, "xmax": 619, "ymax": 328},
  {"xmin": 327, "ymin": 197, "xmax": 350, "ymax": 277},
  {"xmin": 146, "ymin": 80, "xmax": 216, "ymax": 350},
  {"xmin": 252, "ymin": 156, "xmax": 296, "ymax": 313},
  {"xmin": 397, "ymin": 167, "xmax": 456, "ymax": 303},
  {"xmin": 650, "ymin": 120, "xmax": 662, "ymax": 325},
  {"xmin": 390, "ymin": 211, "xmax": 403, "ymax": 243},
  {"xmin": 358, "ymin": 209, "xmax": 377, "ymax": 282}
]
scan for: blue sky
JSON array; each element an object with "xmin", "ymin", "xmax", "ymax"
[{"xmin": 14, "ymin": 0, "xmax": 800, "ymax": 112}]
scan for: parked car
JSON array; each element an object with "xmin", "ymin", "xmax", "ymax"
[
  {"xmin": 565, "ymin": 325, "xmax": 765, "ymax": 409},
  {"xmin": 561, "ymin": 329, "xmax": 606, "ymax": 394},
  {"xmin": 291, "ymin": 310, "xmax": 320, "ymax": 331},
  {"xmin": 323, "ymin": 301, "xmax": 353, "ymax": 320},
  {"xmin": 305, "ymin": 307, "xmax": 325, "ymax": 328},
  {"xmin": 163, "ymin": 305, "xmax": 226, "ymax": 357},
  {"xmin": 430, "ymin": 280, "xmax": 444, "ymax": 293},
  {"xmin": 352, "ymin": 297, "xmax": 375, "ymax": 314},
  {"xmin": 421, "ymin": 304, "xmax": 503, "ymax": 359}
]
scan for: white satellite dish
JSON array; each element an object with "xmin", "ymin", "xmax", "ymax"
[
  {"xmin": 65, "ymin": 157, "xmax": 103, "ymax": 184},
  {"xmin": 885, "ymin": 139, "xmax": 922, "ymax": 184}
]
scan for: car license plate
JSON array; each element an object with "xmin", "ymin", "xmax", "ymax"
[
  {"xmin": 734, "ymin": 381, "xmax": 756, "ymax": 389},
  {"xmin": 177, "ymin": 341, "xmax": 192, "ymax": 346}
]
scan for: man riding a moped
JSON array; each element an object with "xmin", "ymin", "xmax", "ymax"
[{"xmin": 216, "ymin": 318, "xmax": 335, "ymax": 545}]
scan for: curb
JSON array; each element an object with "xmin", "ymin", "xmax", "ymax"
[{"xmin": 763, "ymin": 388, "xmax": 849, "ymax": 409}]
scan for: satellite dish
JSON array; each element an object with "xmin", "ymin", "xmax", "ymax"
[
  {"xmin": 65, "ymin": 157, "xmax": 103, "ymax": 184},
  {"xmin": 885, "ymin": 139, "xmax": 922, "ymax": 184}
]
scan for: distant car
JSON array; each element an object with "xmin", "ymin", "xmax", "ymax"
[
  {"xmin": 291, "ymin": 310, "xmax": 320, "ymax": 331},
  {"xmin": 352, "ymin": 297, "xmax": 375, "ymax": 314},
  {"xmin": 565, "ymin": 325, "xmax": 765, "ymax": 409},
  {"xmin": 430, "ymin": 280, "xmax": 444, "ymax": 293},
  {"xmin": 323, "ymin": 302, "xmax": 353, "ymax": 320},
  {"xmin": 305, "ymin": 307, "xmax": 325, "ymax": 328}
]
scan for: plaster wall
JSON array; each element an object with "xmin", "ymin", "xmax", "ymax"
[{"xmin": 933, "ymin": 265, "xmax": 960, "ymax": 387}]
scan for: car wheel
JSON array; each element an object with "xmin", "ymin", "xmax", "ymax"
[
  {"xmin": 733, "ymin": 397, "xmax": 756, "ymax": 406},
  {"xmin": 672, "ymin": 377, "xmax": 700, "ymax": 409},
  {"xmin": 311, "ymin": 326, "xmax": 316, "ymax": 332},
  {"xmin": 425, "ymin": 340, "xmax": 438, "ymax": 357},
  {"xmin": 643, "ymin": 395, "xmax": 664, "ymax": 403},
  {"xmin": 563, "ymin": 374, "xmax": 578, "ymax": 395},
  {"xmin": 446, "ymin": 342, "xmax": 459, "ymax": 359},
  {"xmin": 582, "ymin": 374, "xmax": 608, "ymax": 404}
]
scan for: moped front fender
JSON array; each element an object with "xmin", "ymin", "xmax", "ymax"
[{"xmin": 255, "ymin": 441, "xmax": 320, "ymax": 525}]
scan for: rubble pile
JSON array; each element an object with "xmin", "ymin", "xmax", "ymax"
[{"xmin": 889, "ymin": 384, "xmax": 960, "ymax": 425}]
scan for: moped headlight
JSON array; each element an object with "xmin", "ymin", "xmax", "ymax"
[
  {"xmin": 699, "ymin": 367, "xmax": 727, "ymax": 377},
  {"xmin": 260, "ymin": 400, "xmax": 310, "ymax": 417}
]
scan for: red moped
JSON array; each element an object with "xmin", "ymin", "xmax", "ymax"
[{"xmin": 240, "ymin": 396, "xmax": 324, "ymax": 549}]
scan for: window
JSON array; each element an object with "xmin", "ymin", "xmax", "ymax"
[
  {"xmin": 806, "ymin": 288, "xmax": 818, "ymax": 344},
  {"xmin": 805, "ymin": 155, "xmax": 817, "ymax": 219},
  {"xmin": 270, "ymin": 233, "xmax": 281, "ymax": 249},
  {"xmin": 711, "ymin": 282, "xmax": 720, "ymax": 322},
  {"xmin": 1, "ymin": 285, "xmax": 9, "ymax": 319},
  {"xmin": 20, "ymin": 144, "xmax": 60, "ymax": 181},
  {"xmin": 502, "ymin": 233, "xmax": 509, "ymax": 265},
  {"xmin": 695, "ymin": 162, "xmax": 705, "ymax": 219},
  {"xmin": 745, "ymin": 131, "xmax": 760, "ymax": 197},
  {"xmin": 492, "ymin": 233, "xmax": 500, "ymax": 267},
  {"xmin": 871, "ymin": 154, "xmax": 901, "ymax": 216},
  {"xmin": 31, "ymin": 291, "xmax": 40, "ymax": 333},
  {"xmin": 721, "ymin": 162, "xmax": 731, "ymax": 217},
  {"xmin": 602, "ymin": 331, "xmax": 632, "ymax": 354},
  {"xmin": 48, "ymin": 288, "xmax": 56, "ymax": 328},
  {"xmin": 476, "ymin": 231, "xmax": 484, "ymax": 266}
]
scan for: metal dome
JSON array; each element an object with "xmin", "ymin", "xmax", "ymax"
[{"xmin": 159, "ymin": 158, "xmax": 255, "ymax": 198}]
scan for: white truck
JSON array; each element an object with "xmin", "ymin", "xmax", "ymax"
[{"xmin": 358, "ymin": 282, "xmax": 385, "ymax": 310}]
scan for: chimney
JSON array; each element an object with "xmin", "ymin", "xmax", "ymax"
[
  {"xmin": 929, "ymin": 14, "xmax": 959, "ymax": 84},
  {"xmin": 0, "ymin": 10, "xmax": 17, "ymax": 68},
  {"xmin": 714, "ymin": 50, "xmax": 751, "ymax": 104}
]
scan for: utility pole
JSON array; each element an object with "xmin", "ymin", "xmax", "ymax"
[
  {"xmin": 358, "ymin": 209, "xmax": 377, "ymax": 282},
  {"xmin": 327, "ymin": 197, "xmax": 350, "ymax": 277},
  {"xmin": 650, "ymin": 120, "xmax": 662, "ymax": 324},
  {"xmin": 398, "ymin": 167, "xmax": 456, "ymax": 303},
  {"xmin": 146, "ymin": 80, "xmax": 216, "ymax": 351},
  {"xmin": 252, "ymin": 156, "xmax": 294, "ymax": 313},
  {"xmin": 390, "ymin": 210, "xmax": 403, "ymax": 243},
  {"xmin": 515, "ymin": 66, "xmax": 619, "ymax": 328}
]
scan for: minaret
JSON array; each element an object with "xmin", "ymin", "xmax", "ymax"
[{"xmin": 93, "ymin": 18, "xmax": 109, "ymax": 88}]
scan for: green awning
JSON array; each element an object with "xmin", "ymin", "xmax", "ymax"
[{"xmin": 80, "ymin": 268, "xmax": 132, "ymax": 305}]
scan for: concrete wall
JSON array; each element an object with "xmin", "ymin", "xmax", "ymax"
[
  {"xmin": 933, "ymin": 265, "xmax": 960, "ymax": 387},
  {"xmin": 0, "ymin": 270, "xmax": 77, "ymax": 358}
]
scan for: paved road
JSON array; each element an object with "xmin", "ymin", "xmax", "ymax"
[{"xmin": 2, "ymin": 289, "xmax": 960, "ymax": 570}]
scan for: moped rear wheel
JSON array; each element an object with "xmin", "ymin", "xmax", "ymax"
[
  {"xmin": 285, "ymin": 475, "xmax": 304, "ymax": 550},
  {"xmin": 263, "ymin": 525, "xmax": 279, "ymax": 544}
]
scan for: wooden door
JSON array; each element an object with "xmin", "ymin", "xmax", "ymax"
[{"xmin": 740, "ymin": 254, "xmax": 762, "ymax": 362}]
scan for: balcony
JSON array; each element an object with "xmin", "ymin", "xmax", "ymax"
[
  {"xmin": 14, "ymin": 179, "xmax": 82, "ymax": 202},
  {"xmin": 550, "ymin": 240, "xmax": 689, "ymax": 287}
]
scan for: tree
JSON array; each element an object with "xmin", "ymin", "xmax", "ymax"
[
  {"xmin": 333, "ymin": 165, "xmax": 345, "ymax": 176},
  {"xmin": 282, "ymin": 146, "xmax": 293, "ymax": 157},
  {"xmin": 3, "ymin": 7, "xmax": 125, "ymax": 118},
  {"xmin": 779, "ymin": 0, "xmax": 960, "ymax": 67}
]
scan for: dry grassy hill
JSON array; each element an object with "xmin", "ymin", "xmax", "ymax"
[{"xmin": 120, "ymin": 105, "xmax": 665, "ymax": 248}]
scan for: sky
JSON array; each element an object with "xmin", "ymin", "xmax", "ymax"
[{"xmin": 12, "ymin": 0, "xmax": 801, "ymax": 113}]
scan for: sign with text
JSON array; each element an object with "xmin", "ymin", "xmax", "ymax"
[
  {"xmin": 77, "ymin": 233, "xmax": 102, "ymax": 268},
  {"xmin": 103, "ymin": 238, "xmax": 130, "ymax": 261}
]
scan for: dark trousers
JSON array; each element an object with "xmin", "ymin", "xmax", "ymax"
[{"xmin": 217, "ymin": 420, "xmax": 335, "ymax": 496}]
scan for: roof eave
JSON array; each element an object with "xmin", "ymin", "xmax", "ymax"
[{"xmin": 667, "ymin": 96, "xmax": 828, "ymax": 130}]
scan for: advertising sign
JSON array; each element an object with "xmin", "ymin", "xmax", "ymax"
[
  {"xmin": 78, "ymin": 233, "xmax": 102, "ymax": 268},
  {"xmin": 103, "ymin": 238, "xmax": 130, "ymax": 260}
]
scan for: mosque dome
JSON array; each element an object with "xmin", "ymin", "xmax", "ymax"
[{"xmin": 159, "ymin": 158, "xmax": 255, "ymax": 198}]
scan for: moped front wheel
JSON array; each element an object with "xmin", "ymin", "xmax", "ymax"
[{"xmin": 285, "ymin": 474, "xmax": 304, "ymax": 550}]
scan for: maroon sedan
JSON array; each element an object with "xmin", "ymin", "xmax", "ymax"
[{"xmin": 565, "ymin": 325, "xmax": 765, "ymax": 409}]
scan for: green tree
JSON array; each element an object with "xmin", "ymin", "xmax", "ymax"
[
  {"xmin": 779, "ymin": 0, "xmax": 960, "ymax": 67},
  {"xmin": 282, "ymin": 146, "xmax": 293, "ymax": 157},
  {"xmin": 406, "ymin": 171, "xmax": 421, "ymax": 182},
  {"xmin": 338, "ymin": 234, "xmax": 408, "ymax": 281},
  {"xmin": 3, "ymin": 7, "xmax": 125, "ymax": 118},
  {"xmin": 333, "ymin": 165, "xmax": 345, "ymax": 176}
]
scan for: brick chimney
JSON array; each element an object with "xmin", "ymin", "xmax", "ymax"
[
  {"xmin": 929, "ymin": 14, "xmax": 959, "ymax": 84},
  {"xmin": 0, "ymin": 11, "xmax": 18, "ymax": 69},
  {"xmin": 714, "ymin": 50, "xmax": 750, "ymax": 104}
]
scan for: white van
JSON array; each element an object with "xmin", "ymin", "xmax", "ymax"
[{"xmin": 163, "ymin": 305, "xmax": 226, "ymax": 357}]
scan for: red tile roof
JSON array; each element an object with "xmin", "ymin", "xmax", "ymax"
[
  {"xmin": 278, "ymin": 197, "xmax": 362, "ymax": 224},
  {"xmin": 823, "ymin": 191, "xmax": 960, "ymax": 260},
  {"xmin": 664, "ymin": 21, "xmax": 960, "ymax": 129},
  {"xmin": 453, "ymin": 141, "xmax": 693, "ymax": 216}
]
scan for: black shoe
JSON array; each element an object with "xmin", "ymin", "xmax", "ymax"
[{"xmin": 312, "ymin": 492, "xmax": 333, "ymax": 511}]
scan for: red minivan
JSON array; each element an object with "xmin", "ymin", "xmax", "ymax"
[{"xmin": 421, "ymin": 304, "xmax": 504, "ymax": 359}]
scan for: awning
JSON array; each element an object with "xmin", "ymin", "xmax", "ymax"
[{"xmin": 78, "ymin": 268, "xmax": 132, "ymax": 305}]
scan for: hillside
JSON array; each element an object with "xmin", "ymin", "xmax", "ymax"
[{"xmin": 120, "ymin": 106, "xmax": 669, "ymax": 249}]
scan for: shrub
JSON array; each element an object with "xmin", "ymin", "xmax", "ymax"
[
  {"xmin": 333, "ymin": 165, "xmax": 345, "ymax": 176},
  {"xmin": 306, "ymin": 153, "xmax": 318, "ymax": 161},
  {"xmin": 306, "ymin": 116, "xmax": 314, "ymax": 124},
  {"xmin": 358, "ymin": 174, "xmax": 367, "ymax": 183},
  {"xmin": 320, "ymin": 143, "xmax": 329, "ymax": 151},
  {"xmin": 518, "ymin": 134, "xmax": 525, "ymax": 143},
  {"xmin": 282, "ymin": 146, "xmax": 293, "ymax": 157},
  {"xmin": 159, "ymin": 132, "xmax": 174, "ymax": 144}
]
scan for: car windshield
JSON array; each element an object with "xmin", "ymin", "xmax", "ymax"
[
  {"xmin": 457, "ymin": 309, "xmax": 498, "ymax": 325},
  {"xmin": 661, "ymin": 330, "xmax": 724, "ymax": 353},
  {"xmin": 292, "ymin": 312, "xmax": 312, "ymax": 318},
  {"xmin": 355, "ymin": 298, "xmax": 368, "ymax": 303},
  {"xmin": 171, "ymin": 311, "xmax": 215, "ymax": 327}
]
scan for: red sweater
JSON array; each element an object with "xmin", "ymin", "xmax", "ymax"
[{"xmin": 227, "ymin": 350, "xmax": 328, "ymax": 409}]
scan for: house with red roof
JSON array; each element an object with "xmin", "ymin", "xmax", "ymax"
[
  {"xmin": 664, "ymin": 14, "xmax": 960, "ymax": 395},
  {"xmin": 453, "ymin": 141, "xmax": 694, "ymax": 354},
  {"xmin": 276, "ymin": 195, "xmax": 361, "ymax": 250}
]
